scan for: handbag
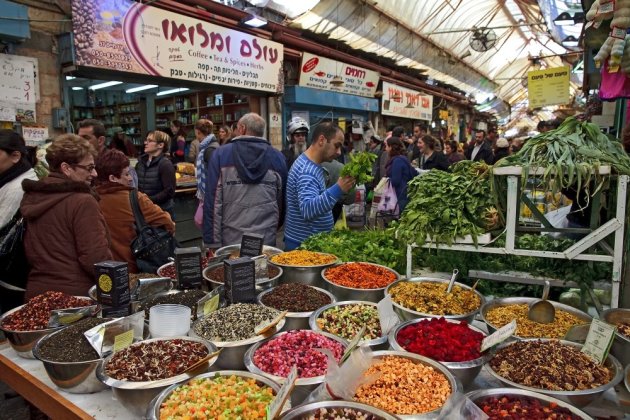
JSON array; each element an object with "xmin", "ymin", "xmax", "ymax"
[
  {"xmin": 376, "ymin": 178, "xmax": 399, "ymax": 217},
  {"xmin": 0, "ymin": 210, "xmax": 29, "ymax": 291},
  {"xmin": 129, "ymin": 190, "xmax": 178, "ymax": 273}
]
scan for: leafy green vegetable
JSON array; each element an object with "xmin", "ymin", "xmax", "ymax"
[{"xmin": 340, "ymin": 152, "xmax": 377, "ymax": 185}]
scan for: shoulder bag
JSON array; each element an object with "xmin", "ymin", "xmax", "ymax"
[{"xmin": 0, "ymin": 210, "xmax": 29, "ymax": 291}]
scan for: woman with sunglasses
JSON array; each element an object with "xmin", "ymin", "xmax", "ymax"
[{"xmin": 20, "ymin": 134, "xmax": 112, "ymax": 299}]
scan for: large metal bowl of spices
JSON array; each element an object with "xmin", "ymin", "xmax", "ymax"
[
  {"xmin": 281, "ymin": 400, "xmax": 399, "ymax": 420},
  {"xmin": 244, "ymin": 330, "xmax": 348, "ymax": 406},
  {"xmin": 388, "ymin": 318, "xmax": 488, "ymax": 389},
  {"xmin": 310, "ymin": 301, "xmax": 389, "ymax": 349},
  {"xmin": 257, "ymin": 284, "xmax": 335, "ymax": 331},
  {"xmin": 481, "ymin": 297, "xmax": 592, "ymax": 339},
  {"xmin": 321, "ymin": 262, "xmax": 400, "ymax": 303},
  {"xmin": 385, "ymin": 278, "xmax": 485, "ymax": 323},
  {"xmin": 268, "ymin": 250, "xmax": 339, "ymax": 287},
  {"xmin": 466, "ymin": 388, "xmax": 594, "ymax": 420},
  {"xmin": 355, "ymin": 350, "xmax": 459, "ymax": 419},
  {"xmin": 485, "ymin": 339, "xmax": 623, "ymax": 407},
  {"xmin": 600, "ymin": 308, "xmax": 630, "ymax": 367},
  {"xmin": 190, "ymin": 303, "xmax": 285, "ymax": 370},
  {"xmin": 202, "ymin": 261, "xmax": 283, "ymax": 293},
  {"xmin": 215, "ymin": 244, "xmax": 283, "ymax": 259},
  {"xmin": 88, "ymin": 275, "xmax": 173, "ymax": 303},
  {"xmin": 146, "ymin": 370, "xmax": 290, "ymax": 420},
  {"xmin": 96, "ymin": 336, "xmax": 218, "ymax": 417}
]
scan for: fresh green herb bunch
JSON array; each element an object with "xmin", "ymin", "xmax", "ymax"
[{"xmin": 340, "ymin": 151, "xmax": 377, "ymax": 185}]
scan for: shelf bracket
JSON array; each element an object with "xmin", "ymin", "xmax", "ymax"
[{"xmin": 563, "ymin": 218, "xmax": 621, "ymax": 260}]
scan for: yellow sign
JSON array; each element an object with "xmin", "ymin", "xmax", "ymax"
[
  {"xmin": 527, "ymin": 66, "xmax": 570, "ymax": 109},
  {"xmin": 113, "ymin": 329, "xmax": 134, "ymax": 353}
]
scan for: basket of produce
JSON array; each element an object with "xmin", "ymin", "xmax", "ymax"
[
  {"xmin": 258, "ymin": 284, "xmax": 335, "ymax": 331},
  {"xmin": 321, "ymin": 262, "xmax": 399, "ymax": 303},
  {"xmin": 600, "ymin": 308, "xmax": 630, "ymax": 367},
  {"xmin": 268, "ymin": 250, "xmax": 338, "ymax": 286},
  {"xmin": 281, "ymin": 400, "xmax": 398, "ymax": 420},
  {"xmin": 203, "ymin": 261, "xmax": 282, "ymax": 293}
]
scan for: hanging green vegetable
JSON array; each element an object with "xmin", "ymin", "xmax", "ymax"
[{"xmin": 340, "ymin": 151, "xmax": 377, "ymax": 185}]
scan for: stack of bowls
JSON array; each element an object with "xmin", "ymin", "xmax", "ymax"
[
  {"xmin": 149, "ymin": 304, "xmax": 191, "ymax": 338},
  {"xmin": 321, "ymin": 262, "xmax": 399, "ymax": 303},
  {"xmin": 600, "ymin": 308, "xmax": 630, "ymax": 367}
]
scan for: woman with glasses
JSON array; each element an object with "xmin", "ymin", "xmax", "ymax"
[
  {"xmin": 136, "ymin": 130, "xmax": 176, "ymax": 218},
  {"xmin": 19, "ymin": 134, "xmax": 112, "ymax": 299}
]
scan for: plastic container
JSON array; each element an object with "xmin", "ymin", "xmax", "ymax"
[{"xmin": 149, "ymin": 304, "xmax": 191, "ymax": 338}]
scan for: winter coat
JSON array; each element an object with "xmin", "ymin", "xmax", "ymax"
[
  {"xmin": 95, "ymin": 182, "xmax": 175, "ymax": 273},
  {"xmin": 20, "ymin": 173, "xmax": 112, "ymax": 299},
  {"xmin": 464, "ymin": 141, "xmax": 494, "ymax": 164},
  {"xmin": 386, "ymin": 155, "xmax": 417, "ymax": 214},
  {"xmin": 492, "ymin": 148, "xmax": 509, "ymax": 164},
  {"xmin": 135, "ymin": 154, "xmax": 176, "ymax": 210},
  {"xmin": 447, "ymin": 152, "xmax": 466, "ymax": 166},
  {"xmin": 419, "ymin": 152, "xmax": 449, "ymax": 171}
]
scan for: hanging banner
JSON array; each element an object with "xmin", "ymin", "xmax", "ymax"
[
  {"xmin": 527, "ymin": 66, "xmax": 570, "ymax": 109},
  {"xmin": 298, "ymin": 52, "xmax": 379, "ymax": 98},
  {"xmin": 381, "ymin": 81, "xmax": 433, "ymax": 120},
  {"xmin": 71, "ymin": 0, "xmax": 283, "ymax": 93}
]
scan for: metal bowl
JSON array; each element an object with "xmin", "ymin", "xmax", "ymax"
[
  {"xmin": 321, "ymin": 262, "xmax": 400, "ymax": 303},
  {"xmin": 466, "ymin": 388, "xmax": 593, "ymax": 419},
  {"xmin": 388, "ymin": 318, "xmax": 488, "ymax": 389},
  {"xmin": 310, "ymin": 301, "xmax": 389, "ymax": 349},
  {"xmin": 0, "ymin": 296, "xmax": 95, "ymax": 359},
  {"xmin": 361, "ymin": 350, "xmax": 459, "ymax": 419},
  {"xmin": 481, "ymin": 297, "xmax": 592, "ymax": 339},
  {"xmin": 244, "ymin": 330, "xmax": 348, "ymax": 406},
  {"xmin": 485, "ymin": 339, "xmax": 624, "ymax": 407},
  {"xmin": 625, "ymin": 364, "xmax": 630, "ymax": 394},
  {"xmin": 268, "ymin": 252, "xmax": 338, "ymax": 287},
  {"xmin": 385, "ymin": 278, "xmax": 485, "ymax": 323},
  {"xmin": 600, "ymin": 308, "xmax": 630, "ymax": 367},
  {"xmin": 257, "ymin": 286, "xmax": 336, "ymax": 331},
  {"xmin": 189, "ymin": 316, "xmax": 286, "ymax": 370},
  {"xmin": 96, "ymin": 336, "xmax": 218, "ymax": 417},
  {"xmin": 281, "ymin": 400, "xmax": 399, "ymax": 420},
  {"xmin": 88, "ymin": 276, "xmax": 172, "ymax": 303},
  {"xmin": 202, "ymin": 261, "xmax": 283, "ymax": 293},
  {"xmin": 215, "ymin": 244, "xmax": 283, "ymax": 258},
  {"xmin": 146, "ymin": 370, "xmax": 289, "ymax": 420}
]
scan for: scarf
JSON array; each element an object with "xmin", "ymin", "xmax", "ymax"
[
  {"xmin": 0, "ymin": 159, "xmax": 32, "ymax": 190},
  {"xmin": 196, "ymin": 134, "xmax": 217, "ymax": 200}
]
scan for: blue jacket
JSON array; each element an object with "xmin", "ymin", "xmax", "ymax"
[{"xmin": 386, "ymin": 155, "xmax": 417, "ymax": 214}]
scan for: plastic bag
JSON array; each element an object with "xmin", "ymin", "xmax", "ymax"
[
  {"xmin": 437, "ymin": 392, "xmax": 488, "ymax": 420},
  {"xmin": 84, "ymin": 311, "xmax": 145, "ymax": 358},
  {"xmin": 334, "ymin": 208, "xmax": 347, "ymax": 230},
  {"xmin": 194, "ymin": 200, "xmax": 204, "ymax": 229},
  {"xmin": 542, "ymin": 205, "xmax": 571, "ymax": 238},
  {"xmin": 376, "ymin": 179, "xmax": 399, "ymax": 217}
]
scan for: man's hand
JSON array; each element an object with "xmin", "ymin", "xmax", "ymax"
[{"xmin": 337, "ymin": 175, "xmax": 355, "ymax": 193}]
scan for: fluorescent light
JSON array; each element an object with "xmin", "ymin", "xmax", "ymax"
[
  {"xmin": 126, "ymin": 84, "xmax": 158, "ymax": 93},
  {"xmin": 553, "ymin": 12, "xmax": 575, "ymax": 26},
  {"xmin": 88, "ymin": 81, "xmax": 123, "ymax": 90},
  {"xmin": 242, "ymin": 14, "xmax": 267, "ymax": 28},
  {"xmin": 561, "ymin": 35, "xmax": 579, "ymax": 48},
  {"xmin": 65, "ymin": 76, "xmax": 76, "ymax": 80},
  {"xmin": 157, "ymin": 88, "xmax": 189, "ymax": 96},
  {"xmin": 72, "ymin": 87, "xmax": 83, "ymax": 91}
]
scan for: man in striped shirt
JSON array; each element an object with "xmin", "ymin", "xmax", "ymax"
[{"xmin": 284, "ymin": 122, "xmax": 355, "ymax": 250}]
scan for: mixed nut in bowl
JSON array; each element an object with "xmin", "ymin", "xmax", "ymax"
[
  {"xmin": 388, "ymin": 317, "xmax": 488, "ymax": 388},
  {"xmin": 257, "ymin": 284, "xmax": 335, "ymax": 331},
  {"xmin": 146, "ymin": 370, "xmax": 289, "ymax": 420},
  {"xmin": 466, "ymin": 388, "xmax": 593, "ymax": 419},
  {"xmin": 203, "ymin": 261, "xmax": 283, "ymax": 293},
  {"xmin": 385, "ymin": 278, "xmax": 485, "ymax": 323},
  {"xmin": 96, "ymin": 336, "xmax": 218, "ymax": 417},
  {"xmin": 600, "ymin": 308, "xmax": 630, "ymax": 367},
  {"xmin": 280, "ymin": 400, "xmax": 399, "ymax": 420},
  {"xmin": 269, "ymin": 250, "xmax": 338, "ymax": 286},
  {"xmin": 215, "ymin": 244, "xmax": 283, "ymax": 259},
  {"xmin": 321, "ymin": 262, "xmax": 399, "ymax": 303},
  {"xmin": 310, "ymin": 301, "xmax": 388, "ymax": 349},
  {"xmin": 0, "ymin": 291, "xmax": 96, "ymax": 359},
  {"xmin": 481, "ymin": 297, "xmax": 591, "ymax": 339},
  {"xmin": 485, "ymin": 339, "xmax": 623, "ymax": 407},
  {"xmin": 190, "ymin": 303, "xmax": 285, "ymax": 370},
  {"xmin": 244, "ymin": 330, "xmax": 347, "ymax": 405}
]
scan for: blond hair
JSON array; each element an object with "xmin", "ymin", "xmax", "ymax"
[{"xmin": 148, "ymin": 130, "xmax": 170, "ymax": 152}]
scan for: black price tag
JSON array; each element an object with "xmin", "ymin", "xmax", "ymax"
[
  {"xmin": 240, "ymin": 233, "xmax": 264, "ymax": 258},
  {"xmin": 223, "ymin": 257, "xmax": 256, "ymax": 304}
]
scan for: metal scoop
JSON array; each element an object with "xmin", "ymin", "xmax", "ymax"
[
  {"xmin": 528, "ymin": 280, "xmax": 555, "ymax": 324},
  {"xmin": 446, "ymin": 269, "xmax": 459, "ymax": 293}
]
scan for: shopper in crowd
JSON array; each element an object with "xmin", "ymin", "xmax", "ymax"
[
  {"xmin": 537, "ymin": 120, "xmax": 549, "ymax": 133},
  {"xmin": 283, "ymin": 116, "xmax": 309, "ymax": 170},
  {"xmin": 78, "ymin": 119, "xmax": 107, "ymax": 155},
  {"xmin": 486, "ymin": 129, "xmax": 498, "ymax": 147},
  {"xmin": 110, "ymin": 129, "xmax": 136, "ymax": 157},
  {"xmin": 417, "ymin": 135, "xmax": 449, "ymax": 171},
  {"xmin": 444, "ymin": 140, "xmax": 465, "ymax": 166},
  {"xmin": 136, "ymin": 130, "xmax": 176, "ymax": 218},
  {"xmin": 368, "ymin": 135, "xmax": 386, "ymax": 188},
  {"xmin": 492, "ymin": 138, "xmax": 510, "ymax": 164},
  {"xmin": 284, "ymin": 122, "xmax": 355, "ymax": 250},
  {"xmin": 464, "ymin": 130, "xmax": 493, "ymax": 164},
  {"xmin": 169, "ymin": 120, "xmax": 187, "ymax": 163},
  {"xmin": 203, "ymin": 113, "xmax": 287, "ymax": 249},
  {"xmin": 188, "ymin": 119, "xmax": 212, "ymax": 163},
  {"xmin": 95, "ymin": 149, "xmax": 174, "ymax": 272},
  {"xmin": 0, "ymin": 130, "xmax": 38, "ymax": 311},
  {"xmin": 217, "ymin": 125, "xmax": 232, "ymax": 145},
  {"xmin": 511, "ymin": 138, "xmax": 524, "ymax": 154},
  {"xmin": 194, "ymin": 119, "xmax": 219, "ymax": 229},
  {"xmin": 20, "ymin": 134, "xmax": 112, "ymax": 299},
  {"xmin": 385, "ymin": 137, "xmax": 417, "ymax": 213},
  {"xmin": 322, "ymin": 157, "xmax": 356, "ymax": 222}
]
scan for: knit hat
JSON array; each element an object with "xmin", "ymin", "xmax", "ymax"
[
  {"xmin": 0, "ymin": 129, "xmax": 27, "ymax": 155},
  {"xmin": 496, "ymin": 138, "xmax": 509, "ymax": 149}
]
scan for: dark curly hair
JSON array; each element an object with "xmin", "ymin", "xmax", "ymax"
[{"xmin": 386, "ymin": 136, "xmax": 406, "ymax": 157}]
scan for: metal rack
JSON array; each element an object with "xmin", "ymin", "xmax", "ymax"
[{"xmin": 405, "ymin": 166, "xmax": 628, "ymax": 308}]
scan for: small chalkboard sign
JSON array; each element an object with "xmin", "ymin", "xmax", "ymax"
[
  {"xmin": 223, "ymin": 257, "xmax": 256, "ymax": 304},
  {"xmin": 240, "ymin": 233, "xmax": 264, "ymax": 258},
  {"xmin": 175, "ymin": 247, "xmax": 202, "ymax": 289}
]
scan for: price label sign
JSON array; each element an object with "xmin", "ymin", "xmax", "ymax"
[
  {"xmin": 266, "ymin": 365, "xmax": 297, "ymax": 420},
  {"xmin": 481, "ymin": 319, "xmax": 517, "ymax": 352},
  {"xmin": 581, "ymin": 319, "xmax": 616, "ymax": 364},
  {"xmin": 113, "ymin": 329, "xmax": 134, "ymax": 353},
  {"xmin": 203, "ymin": 294, "xmax": 220, "ymax": 315}
]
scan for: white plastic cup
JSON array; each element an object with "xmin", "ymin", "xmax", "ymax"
[{"xmin": 149, "ymin": 304, "xmax": 191, "ymax": 338}]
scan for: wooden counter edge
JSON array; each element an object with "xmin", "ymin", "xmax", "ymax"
[{"xmin": 0, "ymin": 354, "xmax": 92, "ymax": 420}]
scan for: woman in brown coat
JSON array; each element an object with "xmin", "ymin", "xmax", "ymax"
[
  {"xmin": 95, "ymin": 149, "xmax": 175, "ymax": 273},
  {"xmin": 20, "ymin": 134, "xmax": 112, "ymax": 299}
]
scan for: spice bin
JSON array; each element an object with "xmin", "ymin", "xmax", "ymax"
[
  {"xmin": 88, "ymin": 276, "xmax": 173, "ymax": 303},
  {"xmin": 280, "ymin": 400, "xmax": 399, "ymax": 420},
  {"xmin": 202, "ymin": 261, "xmax": 283, "ymax": 293},
  {"xmin": 388, "ymin": 318, "xmax": 488, "ymax": 388},
  {"xmin": 466, "ymin": 388, "xmax": 594, "ymax": 420},
  {"xmin": 96, "ymin": 336, "xmax": 218, "ymax": 417},
  {"xmin": 600, "ymin": 308, "xmax": 630, "ymax": 367},
  {"xmin": 385, "ymin": 278, "xmax": 485, "ymax": 323},
  {"xmin": 257, "ymin": 284, "xmax": 335, "ymax": 331},
  {"xmin": 310, "ymin": 301, "xmax": 389, "ymax": 349},
  {"xmin": 214, "ymin": 244, "xmax": 283, "ymax": 259},
  {"xmin": 268, "ymin": 250, "xmax": 338, "ymax": 287},
  {"xmin": 145, "ymin": 370, "xmax": 289, "ymax": 420},
  {"xmin": 321, "ymin": 262, "xmax": 400, "ymax": 303},
  {"xmin": 244, "ymin": 330, "xmax": 347, "ymax": 406},
  {"xmin": 481, "ymin": 297, "xmax": 591, "ymax": 339},
  {"xmin": 485, "ymin": 339, "xmax": 623, "ymax": 407}
]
